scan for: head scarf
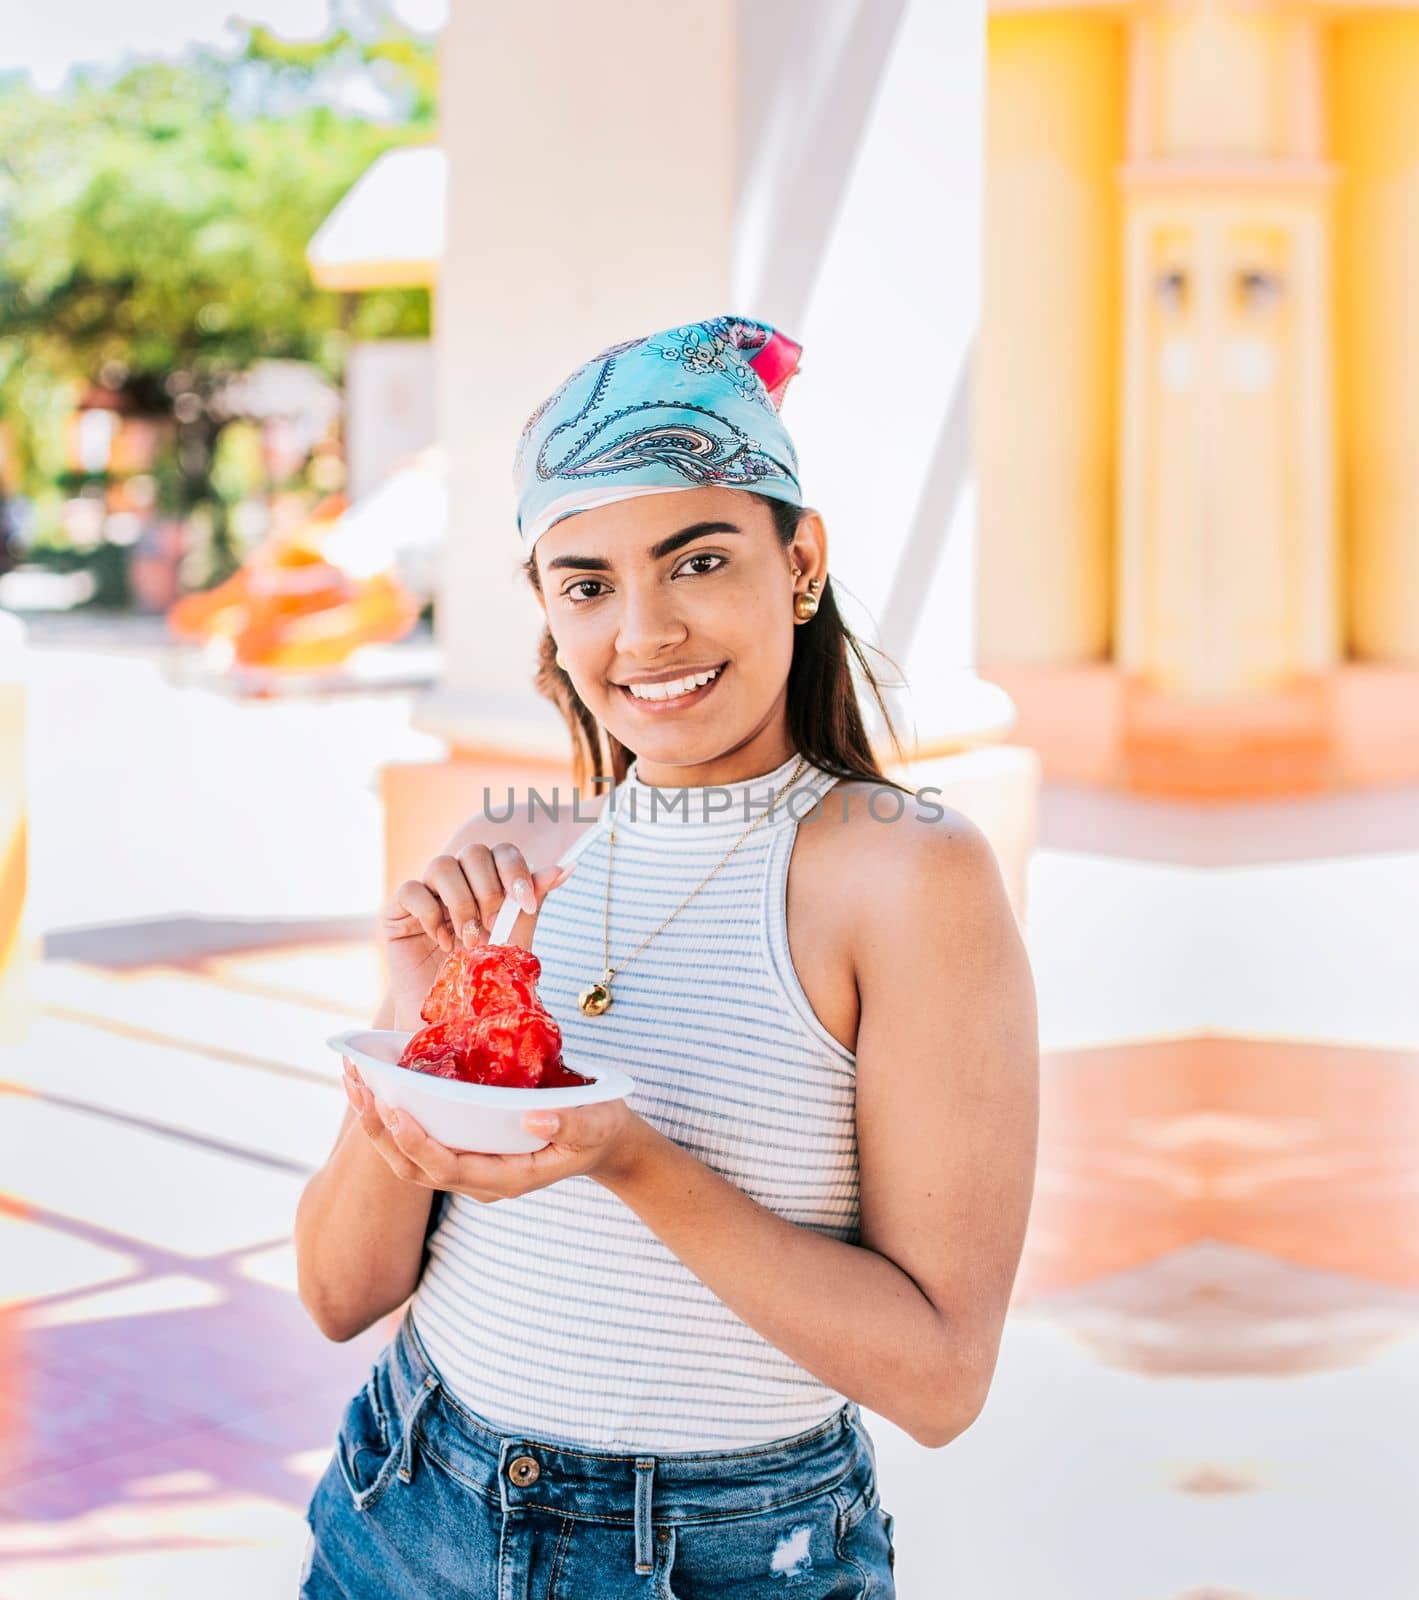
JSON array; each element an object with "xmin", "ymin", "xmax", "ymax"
[{"xmin": 512, "ymin": 313, "xmax": 804, "ymax": 556}]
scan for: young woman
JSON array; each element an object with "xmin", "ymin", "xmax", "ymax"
[{"xmin": 294, "ymin": 315, "xmax": 1039, "ymax": 1598}]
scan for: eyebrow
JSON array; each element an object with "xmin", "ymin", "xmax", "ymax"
[{"xmin": 543, "ymin": 521, "xmax": 743, "ymax": 573}]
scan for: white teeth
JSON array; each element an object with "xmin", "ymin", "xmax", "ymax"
[{"xmin": 626, "ymin": 666, "xmax": 721, "ymax": 701}]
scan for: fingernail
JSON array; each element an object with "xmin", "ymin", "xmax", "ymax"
[
  {"xmin": 462, "ymin": 920, "xmax": 482, "ymax": 945},
  {"xmin": 515, "ymin": 877, "xmax": 535, "ymax": 912},
  {"xmin": 526, "ymin": 1113, "xmax": 559, "ymax": 1134}
]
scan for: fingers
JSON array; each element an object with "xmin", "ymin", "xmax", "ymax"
[
  {"xmin": 519, "ymin": 1100, "xmax": 611, "ymax": 1147},
  {"xmin": 341, "ymin": 1060, "xmax": 617, "ymax": 1204},
  {"xmin": 460, "ymin": 846, "xmax": 571, "ymax": 951},
  {"xmin": 368, "ymin": 1094, "xmax": 462, "ymax": 1188},
  {"xmin": 399, "ymin": 841, "xmax": 578, "ymax": 958},
  {"xmin": 341, "ymin": 1059, "xmax": 385, "ymax": 1140},
  {"xmin": 341, "ymin": 1062, "xmax": 426, "ymax": 1184},
  {"xmin": 457, "ymin": 846, "xmax": 509, "ymax": 945},
  {"xmin": 426, "ymin": 852, "xmax": 485, "ymax": 949},
  {"xmin": 439, "ymin": 843, "xmax": 537, "ymax": 949},
  {"xmin": 492, "ymin": 842, "xmax": 537, "ymax": 915},
  {"xmin": 388, "ymin": 878, "xmax": 455, "ymax": 954},
  {"xmin": 340, "ymin": 1059, "xmax": 552, "ymax": 1200},
  {"xmin": 363, "ymin": 1087, "xmax": 501, "ymax": 1203}
]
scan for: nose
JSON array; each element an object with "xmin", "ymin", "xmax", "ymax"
[{"xmin": 614, "ymin": 578, "xmax": 689, "ymax": 660}]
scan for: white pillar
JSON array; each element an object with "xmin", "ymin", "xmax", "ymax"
[{"xmin": 416, "ymin": 0, "xmax": 738, "ymax": 757}]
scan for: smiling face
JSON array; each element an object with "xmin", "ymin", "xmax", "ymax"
[{"xmin": 532, "ymin": 485, "xmax": 826, "ymax": 788}]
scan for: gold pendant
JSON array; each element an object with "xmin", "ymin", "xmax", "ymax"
[
  {"xmin": 578, "ymin": 983, "xmax": 612, "ymax": 1016},
  {"xmin": 578, "ymin": 972, "xmax": 614, "ymax": 1016}
]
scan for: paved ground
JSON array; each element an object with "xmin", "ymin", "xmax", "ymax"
[{"xmin": 2, "ymin": 610, "xmax": 1417, "ymax": 1597}]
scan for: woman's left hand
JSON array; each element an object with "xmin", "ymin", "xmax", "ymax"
[{"xmin": 342, "ymin": 1057, "xmax": 648, "ymax": 1200}]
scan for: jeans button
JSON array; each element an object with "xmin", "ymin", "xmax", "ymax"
[{"xmin": 508, "ymin": 1454, "xmax": 540, "ymax": 1486}]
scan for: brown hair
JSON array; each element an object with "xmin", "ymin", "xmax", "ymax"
[{"xmin": 522, "ymin": 492, "xmax": 913, "ymax": 796}]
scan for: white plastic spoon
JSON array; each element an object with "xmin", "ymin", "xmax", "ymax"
[{"xmin": 487, "ymin": 888, "xmax": 529, "ymax": 947}]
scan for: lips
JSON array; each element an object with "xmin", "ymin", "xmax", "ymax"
[{"xmin": 615, "ymin": 662, "xmax": 728, "ymax": 709}]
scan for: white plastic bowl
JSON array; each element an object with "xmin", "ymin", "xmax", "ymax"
[{"xmin": 328, "ymin": 1028, "xmax": 635, "ymax": 1155}]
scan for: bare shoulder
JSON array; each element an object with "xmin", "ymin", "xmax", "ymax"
[
  {"xmin": 800, "ymin": 774, "xmax": 1002, "ymax": 909},
  {"xmin": 787, "ymin": 775, "xmax": 1016, "ymax": 1016}
]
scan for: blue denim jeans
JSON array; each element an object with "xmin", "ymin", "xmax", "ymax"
[{"xmin": 300, "ymin": 1306, "xmax": 896, "ymax": 1597}]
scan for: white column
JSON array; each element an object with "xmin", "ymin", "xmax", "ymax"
[{"xmin": 417, "ymin": 0, "xmax": 738, "ymax": 757}]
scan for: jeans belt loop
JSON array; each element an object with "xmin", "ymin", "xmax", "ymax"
[
  {"xmin": 633, "ymin": 1457, "xmax": 656, "ymax": 1574},
  {"xmin": 396, "ymin": 1370, "xmax": 440, "ymax": 1484}
]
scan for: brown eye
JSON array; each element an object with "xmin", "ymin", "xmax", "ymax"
[{"xmin": 676, "ymin": 554, "xmax": 725, "ymax": 578}]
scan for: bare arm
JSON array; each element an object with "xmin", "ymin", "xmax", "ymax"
[
  {"xmin": 294, "ymin": 799, "xmax": 587, "ymax": 1343},
  {"xmin": 294, "ymin": 986, "xmax": 436, "ymax": 1342}
]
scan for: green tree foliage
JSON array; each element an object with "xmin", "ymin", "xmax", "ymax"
[{"xmin": 0, "ymin": 10, "xmax": 435, "ymax": 527}]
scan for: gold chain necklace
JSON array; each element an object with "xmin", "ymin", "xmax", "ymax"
[{"xmin": 577, "ymin": 754, "xmax": 811, "ymax": 1016}]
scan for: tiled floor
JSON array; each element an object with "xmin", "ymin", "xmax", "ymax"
[
  {"xmin": 0, "ymin": 934, "xmax": 399, "ymax": 1596},
  {"xmin": 2, "ymin": 616, "xmax": 1418, "ymax": 1597}
]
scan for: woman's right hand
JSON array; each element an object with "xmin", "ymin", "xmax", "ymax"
[{"xmin": 379, "ymin": 841, "xmax": 574, "ymax": 1025}]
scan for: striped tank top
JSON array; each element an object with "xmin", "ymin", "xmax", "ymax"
[{"xmin": 407, "ymin": 748, "xmax": 859, "ymax": 1451}]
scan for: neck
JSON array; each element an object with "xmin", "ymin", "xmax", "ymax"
[{"xmin": 628, "ymin": 726, "xmax": 797, "ymax": 789}]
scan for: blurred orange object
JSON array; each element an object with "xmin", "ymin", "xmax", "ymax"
[
  {"xmin": 231, "ymin": 571, "xmax": 419, "ymax": 670},
  {"xmin": 167, "ymin": 508, "xmax": 420, "ymax": 672}
]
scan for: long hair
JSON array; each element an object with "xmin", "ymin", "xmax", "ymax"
[{"xmin": 522, "ymin": 492, "xmax": 913, "ymax": 796}]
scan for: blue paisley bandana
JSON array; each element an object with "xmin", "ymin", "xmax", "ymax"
[{"xmin": 512, "ymin": 314, "xmax": 805, "ymax": 555}]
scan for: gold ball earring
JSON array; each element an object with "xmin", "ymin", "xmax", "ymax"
[
  {"xmin": 793, "ymin": 576, "xmax": 822, "ymax": 622},
  {"xmin": 555, "ymin": 647, "xmax": 568, "ymax": 670}
]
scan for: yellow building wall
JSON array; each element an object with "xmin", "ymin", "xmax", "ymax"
[
  {"xmin": 1116, "ymin": 9, "xmax": 1338, "ymax": 694},
  {"xmin": 1333, "ymin": 14, "xmax": 1419, "ymax": 663},
  {"xmin": 1117, "ymin": 188, "xmax": 1337, "ymax": 693},
  {"xmin": 1133, "ymin": 9, "xmax": 1311, "ymax": 161},
  {"xmin": 980, "ymin": 1, "xmax": 1419, "ymax": 790},
  {"xmin": 977, "ymin": 12, "xmax": 1123, "ymax": 667}
]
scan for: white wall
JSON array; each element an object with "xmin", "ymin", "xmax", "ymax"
[{"xmin": 735, "ymin": 0, "xmax": 985, "ymax": 749}]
